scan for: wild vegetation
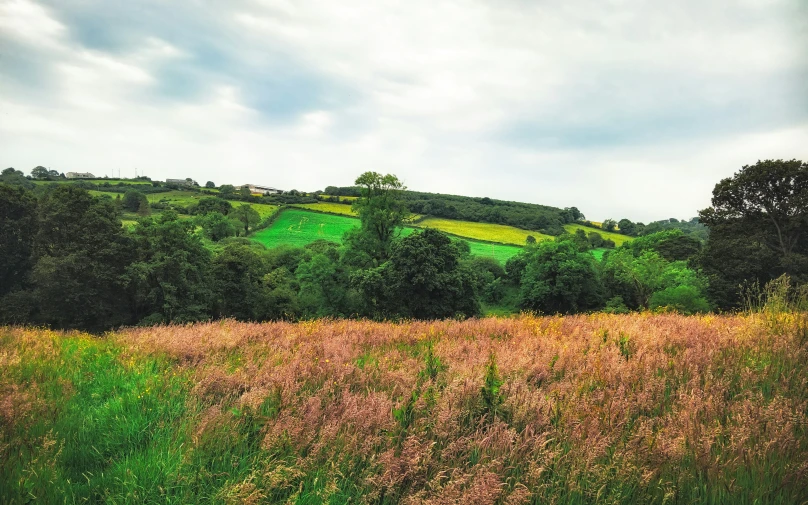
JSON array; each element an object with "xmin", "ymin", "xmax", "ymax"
[{"xmin": 2, "ymin": 306, "xmax": 807, "ymax": 503}]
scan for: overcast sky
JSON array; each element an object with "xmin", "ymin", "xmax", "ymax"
[{"xmin": 1, "ymin": 0, "xmax": 806, "ymax": 222}]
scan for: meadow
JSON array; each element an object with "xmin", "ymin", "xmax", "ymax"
[
  {"xmin": 2, "ymin": 312, "xmax": 806, "ymax": 504},
  {"xmin": 252, "ymin": 209, "xmax": 524, "ymax": 261}
]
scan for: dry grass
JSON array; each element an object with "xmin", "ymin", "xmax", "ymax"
[
  {"xmin": 115, "ymin": 313, "xmax": 808, "ymax": 503},
  {"xmin": 3, "ymin": 312, "xmax": 807, "ymax": 503}
]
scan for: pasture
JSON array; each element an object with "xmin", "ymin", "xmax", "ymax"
[{"xmin": 2, "ymin": 313, "xmax": 806, "ymax": 503}]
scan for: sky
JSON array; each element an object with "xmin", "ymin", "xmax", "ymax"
[{"xmin": 1, "ymin": 0, "xmax": 806, "ymax": 222}]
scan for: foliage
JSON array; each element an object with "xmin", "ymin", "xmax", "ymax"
[
  {"xmin": 351, "ymin": 172, "xmax": 409, "ymax": 260},
  {"xmin": 602, "ymin": 218, "xmax": 617, "ymax": 231},
  {"xmin": 192, "ymin": 196, "xmax": 232, "ymax": 216},
  {"xmin": 205, "ymin": 180, "xmax": 215, "ymax": 188},
  {"xmin": 28, "ymin": 186, "xmax": 133, "ymax": 329},
  {"xmin": 231, "ymin": 203, "xmax": 262, "ymax": 235},
  {"xmin": 122, "ymin": 188, "xmax": 148, "ymax": 212},
  {"xmin": 197, "ymin": 211, "xmax": 237, "ymax": 242},
  {"xmin": 0, "ymin": 167, "xmax": 34, "ymax": 189},
  {"xmin": 517, "ymin": 239, "xmax": 605, "ymax": 313},
  {"xmin": 0, "ymin": 184, "xmax": 37, "ymax": 298},
  {"xmin": 354, "ymin": 228, "xmax": 480, "ymax": 319},
  {"xmin": 622, "ymin": 229, "xmax": 702, "ymax": 262},
  {"xmin": 699, "ymin": 159, "xmax": 808, "ymax": 309},
  {"xmin": 125, "ymin": 211, "xmax": 213, "ymax": 324}
]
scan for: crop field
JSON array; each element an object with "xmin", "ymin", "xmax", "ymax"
[
  {"xmin": 252, "ymin": 209, "xmax": 524, "ymax": 261},
  {"xmin": 3, "ymin": 313, "xmax": 806, "ymax": 503},
  {"xmin": 564, "ymin": 223, "xmax": 632, "ymax": 246},
  {"xmin": 418, "ymin": 217, "xmax": 553, "ymax": 246},
  {"xmin": 291, "ymin": 202, "xmax": 357, "ymax": 216}
]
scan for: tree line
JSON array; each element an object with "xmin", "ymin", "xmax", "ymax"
[{"xmin": 1, "ymin": 159, "xmax": 805, "ymax": 332}]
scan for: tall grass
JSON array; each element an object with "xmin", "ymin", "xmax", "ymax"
[{"xmin": 2, "ymin": 313, "xmax": 807, "ymax": 503}]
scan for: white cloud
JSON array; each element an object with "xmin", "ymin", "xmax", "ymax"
[{"xmin": 0, "ymin": 0, "xmax": 806, "ymax": 221}]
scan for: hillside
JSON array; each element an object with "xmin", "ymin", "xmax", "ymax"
[{"xmin": 3, "ymin": 313, "xmax": 806, "ymax": 503}]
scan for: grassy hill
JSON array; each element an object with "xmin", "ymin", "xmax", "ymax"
[{"xmin": 3, "ymin": 314, "xmax": 806, "ymax": 503}]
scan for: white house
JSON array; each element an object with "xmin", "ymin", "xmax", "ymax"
[
  {"xmin": 65, "ymin": 172, "xmax": 95, "ymax": 179},
  {"xmin": 243, "ymin": 184, "xmax": 283, "ymax": 195}
]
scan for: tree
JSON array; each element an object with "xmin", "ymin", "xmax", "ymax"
[
  {"xmin": 700, "ymin": 159, "xmax": 807, "ymax": 273},
  {"xmin": 587, "ymin": 231, "xmax": 605, "ymax": 249},
  {"xmin": 31, "ymin": 166, "xmax": 49, "ymax": 179},
  {"xmin": 125, "ymin": 211, "xmax": 212, "ymax": 324},
  {"xmin": 205, "ymin": 181, "xmax": 215, "ymax": 188},
  {"xmin": 525, "ymin": 235, "xmax": 537, "ymax": 245},
  {"xmin": 197, "ymin": 211, "xmax": 237, "ymax": 241},
  {"xmin": 1, "ymin": 168, "xmax": 34, "ymax": 189},
  {"xmin": 351, "ymin": 172, "xmax": 409, "ymax": 260},
  {"xmin": 231, "ymin": 204, "xmax": 261, "ymax": 235},
  {"xmin": 618, "ymin": 219, "xmax": 637, "ymax": 236},
  {"xmin": 219, "ymin": 184, "xmax": 236, "ymax": 197},
  {"xmin": 211, "ymin": 243, "xmax": 272, "ymax": 321},
  {"xmin": 29, "ymin": 186, "xmax": 134, "ymax": 329},
  {"xmin": 122, "ymin": 189, "xmax": 148, "ymax": 212},
  {"xmin": 698, "ymin": 159, "xmax": 808, "ymax": 308},
  {"xmin": 193, "ymin": 197, "xmax": 232, "ymax": 216},
  {"xmin": 602, "ymin": 219, "xmax": 617, "ymax": 232},
  {"xmin": 354, "ymin": 228, "xmax": 479, "ymax": 319},
  {"xmin": 0, "ymin": 184, "xmax": 37, "ymax": 297},
  {"xmin": 517, "ymin": 239, "xmax": 604, "ymax": 313}
]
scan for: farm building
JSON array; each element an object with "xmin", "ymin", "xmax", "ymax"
[
  {"xmin": 243, "ymin": 184, "xmax": 283, "ymax": 195},
  {"xmin": 65, "ymin": 172, "xmax": 95, "ymax": 179},
  {"xmin": 166, "ymin": 178, "xmax": 198, "ymax": 187}
]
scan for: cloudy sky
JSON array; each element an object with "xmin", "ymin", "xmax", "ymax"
[{"xmin": 1, "ymin": 0, "xmax": 806, "ymax": 222}]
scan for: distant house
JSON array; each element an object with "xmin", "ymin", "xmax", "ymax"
[
  {"xmin": 243, "ymin": 184, "xmax": 283, "ymax": 195},
  {"xmin": 65, "ymin": 172, "xmax": 95, "ymax": 179},
  {"xmin": 166, "ymin": 178, "xmax": 197, "ymax": 187}
]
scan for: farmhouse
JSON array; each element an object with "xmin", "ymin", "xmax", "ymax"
[
  {"xmin": 243, "ymin": 184, "xmax": 283, "ymax": 195},
  {"xmin": 166, "ymin": 178, "xmax": 197, "ymax": 187},
  {"xmin": 65, "ymin": 172, "xmax": 95, "ymax": 179}
]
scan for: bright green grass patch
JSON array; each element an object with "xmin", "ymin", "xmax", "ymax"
[
  {"xmin": 0, "ymin": 331, "xmax": 195, "ymax": 503},
  {"xmin": 418, "ymin": 217, "xmax": 552, "ymax": 246},
  {"xmin": 564, "ymin": 223, "xmax": 632, "ymax": 246},
  {"xmin": 591, "ymin": 248, "xmax": 607, "ymax": 260},
  {"xmin": 251, "ymin": 208, "xmax": 362, "ymax": 248},
  {"xmin": 252, "ymin": 209, "xmax": 524, "ymax": 262}
]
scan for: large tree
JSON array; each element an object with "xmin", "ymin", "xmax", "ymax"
[
  {"xmin": 29, "ymin": 186, "xmax": 134, "ymax": 329},
  {"xmin": 699, "ymin": 159, "xmax": 808, "ymax": 307},
  {"xmin": 351, "ymin": 172, "xmax": 409, "ymax": 259},
  {"xmin": 518, "ymin": 239, "xmax": 604, "ymax": 314},
  {"xmin": 354, "ymin": 228, "xmax": 479, "ymax": 319},
  {"xmin": 125, "ymin": 211, "xmax": 212, "ymax": 324}
]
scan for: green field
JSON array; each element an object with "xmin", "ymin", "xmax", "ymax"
[
  {"xmin": 252, "ymin": 209, "xmax": 524, "ymax": 261},
  {"xmin": 251, "ymin": 209, "xmax": 363, "ymax": 248},
  {"xmin": 563, "ymin": 223, "xmax": 632, "ymax": 246}
]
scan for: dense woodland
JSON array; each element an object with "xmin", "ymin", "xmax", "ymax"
[{"xmin": 1, "ymin": 159, "xmax": 806, "ymax": 332}]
